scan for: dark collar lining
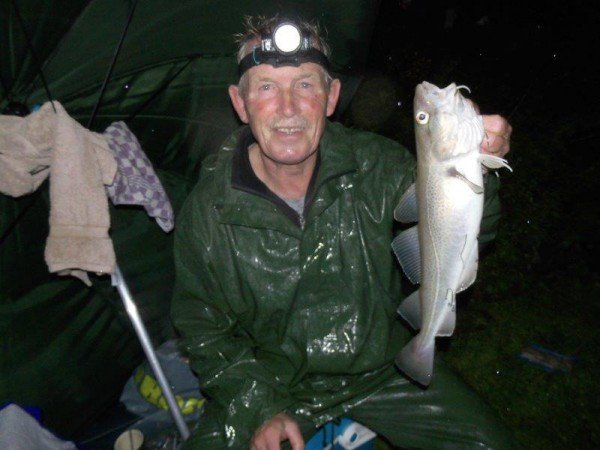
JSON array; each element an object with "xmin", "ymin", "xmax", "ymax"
[
  {"xmin": 231, "ymin": 127, "xmax": 321, "ymax": 227},
  {"xmin": 231, "ymin": 128, "xmax": 272, "ymax": 198}
]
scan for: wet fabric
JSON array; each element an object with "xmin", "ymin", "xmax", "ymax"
[
  {"xmin": 171, "ymin": 121, "xmax": 505, "ymax": 449},
  {"xmin": 283, "ymin": 360, "xmax": 519, "ymax": 450},
  {"xmin": 341, "ymin": 360, "xmax": 519, "ymax": 449},
  {"xmin": 104, "ymin": 122, "xmax": 174, "ymax": 233}
]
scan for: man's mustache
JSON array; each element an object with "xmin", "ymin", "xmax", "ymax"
[{"xmin": 269, "ymin": 117, "xmax": 308, "ymax": 129}]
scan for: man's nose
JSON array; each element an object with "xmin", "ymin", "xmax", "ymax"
[{"xmin": 278, "ymin": 89, "xmax": 298, "ymax": 117}]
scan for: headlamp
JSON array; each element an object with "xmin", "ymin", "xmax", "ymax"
[
  {"xmin": 271, "ymin": 23, "xmax": 305, "ymax": 54},
  {"xmin": 238, "ymin": 21, "xmax": 330, "ymax": 77}
]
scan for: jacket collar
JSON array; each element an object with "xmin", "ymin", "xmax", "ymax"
[
  {"xmin": 230, "ymin": 127, "xmax": 320, "ymax": 228},
  {"xmin": 307, "ymin": 122, "xmax": 359, "ymax": 222},
  {"xmin": 220, "ymin": 123, "xmax": 358, "ymax": 233}
]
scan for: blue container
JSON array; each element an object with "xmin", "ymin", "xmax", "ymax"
[
  {"xmin": 305, "ymin": 418, "xmax": 375, "ymax": 450},
  {"xmin": 0, "ymin": 403, "xmax": 42, "ymax": 423}
]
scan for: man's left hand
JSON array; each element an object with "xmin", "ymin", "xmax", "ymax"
[
  {"xmin": 481, "ymin": 115, "xmax": 512, "ymax": 158},
  {"xmin": 250, "ymin": 412, "xmax": 304, "ymax": 450}
]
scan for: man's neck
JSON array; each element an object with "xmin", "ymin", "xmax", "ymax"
[{"xmin": 248, "ymin": 144, "xmax": 316, "ymax": 200}]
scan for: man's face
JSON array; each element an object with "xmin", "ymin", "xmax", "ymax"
[{"xmin": 229, "ymin": 62, "xmax": 340, "ymax": 167}]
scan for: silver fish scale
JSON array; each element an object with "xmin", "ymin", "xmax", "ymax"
[{"xmin": 392, "ymin": 81, "xmax": 487, "ymax": 386}]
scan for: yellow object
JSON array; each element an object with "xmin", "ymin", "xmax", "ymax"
[{"xmin": 133, "ymin": 367, "xmax": 205, "ymax": 415}]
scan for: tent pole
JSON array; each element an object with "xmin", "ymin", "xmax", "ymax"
[
  {"xmin": 9, "ymin": 0, "xmax": 56, "ymax": 111},
  {"xmin": 111, "ymin": 265, "xmax": 191, "ymax": 441},
  {"xmin": 87, "ymin": 0, "xmax": 138, "ymax": 129}
]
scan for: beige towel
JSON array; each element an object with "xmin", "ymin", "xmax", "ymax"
[
  {"xmin": 0, "ymin": 110, "xmax": 52, "ymax": 196},
  {"xmin": 0, "ymin": 101, "xmax": 117, "ymax": 285}
]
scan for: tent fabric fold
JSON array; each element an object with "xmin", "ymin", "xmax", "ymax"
[{"xmin": 1, "ymin": 0, "xmax": 382, "ymax": 439}]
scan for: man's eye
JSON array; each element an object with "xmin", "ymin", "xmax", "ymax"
[
  {"xmin": 299, "ymin": 82, "xmax": 312, "ymax": 89},
  {"xmin": 259, "ymin": 84, "xmax": 272, "ymax": 91}
]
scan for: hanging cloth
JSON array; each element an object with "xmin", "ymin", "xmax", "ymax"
[
  {"xmin": 104, "ymin": 121, "xmax": 174, "ymax": 232},
  {"xmin": 0, "ymin": 101, "xmax": 117, "ymax": 285}
]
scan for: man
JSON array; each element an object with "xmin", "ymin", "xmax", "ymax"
[{"xmin": 172, "ymin": 16, "xmax": 515, "ymax": 450}]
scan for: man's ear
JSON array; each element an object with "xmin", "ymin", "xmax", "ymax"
[
  {"xmin": 229, "ymin": 85, "xmax": 249, "ymax": 123},
  {"xmin": 326, "ymin": 79, "xmax": 342, "ymax": 117}
]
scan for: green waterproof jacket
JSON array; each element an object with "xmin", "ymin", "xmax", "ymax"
[{"xmin": 171, "ymin": 121, "xmax": 501, "ymax": 447}]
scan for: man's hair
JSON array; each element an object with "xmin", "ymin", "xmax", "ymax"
[{"xmin": 234, "ymin": 15, "xmax": 334, "ymax": 96}]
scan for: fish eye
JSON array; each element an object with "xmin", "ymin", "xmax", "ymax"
[{"xmin": 416, "ymin": 111, "xmax": 429, "ymax": 124}]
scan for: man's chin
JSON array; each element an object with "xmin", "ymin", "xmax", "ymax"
[{"xmin": 267, "ymin": 148, "xmax": 315, "ymax": 166}]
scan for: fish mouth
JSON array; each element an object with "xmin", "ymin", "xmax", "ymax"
[
  {"xmin": 418, "ymin": 80, "xmax": 441, "ymax": 93},
  {"xmin": 416, "ymin": 81, "xmax": 458, "ymax": 101},
  {"xmin": 415, "ymin": 82, "xmax": 469, "ymax": 116},
  {"xmin": 415, "ymin": 81, "xmax": 435, "ymax": 103},
  {"xmin": 414, "ymin": 83, "xmax": 430, "ymax": 112}
]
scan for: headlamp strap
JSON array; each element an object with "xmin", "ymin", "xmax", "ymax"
[{"xmin": 239, "ymin": 47, "xmax": 330, "ymax": 76}]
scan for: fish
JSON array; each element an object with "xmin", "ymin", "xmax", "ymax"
[{"xmin": 391, "ymin": 81, "xmax": 512, "ymax": 386}]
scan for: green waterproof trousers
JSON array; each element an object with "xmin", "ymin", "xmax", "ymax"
[{"xmin": 182, "ymin": 360, "xmax": 519, "ymax": 450}]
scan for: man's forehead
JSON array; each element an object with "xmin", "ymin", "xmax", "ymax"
[{"xmin": 246, "ymin": 62, "xmax": 323, "ymax": 81}]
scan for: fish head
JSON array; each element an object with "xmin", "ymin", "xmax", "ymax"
[{"xmin": 414, "ymin": 81, "xmax": 483, "ymax": 161}]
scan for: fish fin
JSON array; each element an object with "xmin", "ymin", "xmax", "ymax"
[
  {"xmin": 397, "ymin": 289, "xmax": 421, "ymax": 330},
  {"xmin": 448, "ymin": 166, "xmax": 484, "ymax": 194},
  {"xmin": 394, "ymin": 183, "xmax": 418, "ymax": 223},
  {"xmin": 479, "ymin": 154, "xmax": 513, "ymax": 172},
  {"xmin": 395, "ymin": 335, "xmax": 434, "ymax": 386},
  {"xmin": 391, "ymin": 226, "xmax": 421, "ymax": 284},
  {"xmin": 437, "ymin": 289, "xmax": 456, "ymax": 336},
  {"xmin": 458, "ymin": 237, "xmax": 478, "ymax": 293}
]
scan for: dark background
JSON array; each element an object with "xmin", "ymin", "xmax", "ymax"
[
  {"xmin": 346, "ymin": 1, "xmax": 599, "ymax": 448},
  {"xmin": 362, "ymin": 0, "xmax": 597, "ymax": 143},
  {"xmin": 1, "ymin": 1, "xmax": 598, "ymax": 448}
]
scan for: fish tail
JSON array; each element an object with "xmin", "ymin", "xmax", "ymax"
[
  {"xmin": 395, "ymin": 335, "xmax": 435, "ymax": 386},
  {"xmin": 397, "ymin": 289, "xmax": 421, "ymax": 330}
]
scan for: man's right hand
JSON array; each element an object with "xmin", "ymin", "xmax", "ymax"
[{"xmin": 250, "ymin": 412, "xmax": 305, "ymax": 450}]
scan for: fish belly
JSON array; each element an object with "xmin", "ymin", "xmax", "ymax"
[
  {"xmin": 420, "ymin": 168, "xmax": 482, "ymax": 338},
  {"xmin": 395, "ymin": 163, "xmax": 482, "ymax": 385}
]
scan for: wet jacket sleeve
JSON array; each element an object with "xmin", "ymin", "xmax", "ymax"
[
  {"xmin": 479, "ymin": 173, "xmax": 502, "ymax": 247},
  {"xmin": 171, "ymin": 190, "xmax": 295, "ymax": 446}
]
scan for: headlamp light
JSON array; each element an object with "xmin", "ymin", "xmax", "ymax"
[
  {"xmin": 238, "ymin": 20, "xmax": 330, "ymax": 77},
  {"xmin": 272, "ymin": 23, "xmax": 304, "ymax": 54}
]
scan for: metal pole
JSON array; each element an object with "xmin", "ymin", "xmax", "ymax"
[
  {"xmin": 87, "ymin": 0, "xmax": 138, "ymax": 129},
  {"xmin": 10, "ymin": 0, "xmax": 56, "ymax": 112},
  {"xmin": 111, "ymin": 265, "xmax": 190, "ymax": 441}
]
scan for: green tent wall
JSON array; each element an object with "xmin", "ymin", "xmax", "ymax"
[{"xmin": 0, "ymin": 0, "xmax": 381, "ymax": 438}]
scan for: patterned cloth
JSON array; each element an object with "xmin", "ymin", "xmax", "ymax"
[{"xmin": 104, "ymin": 121, "xmax": 174, "ymax": 232}]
